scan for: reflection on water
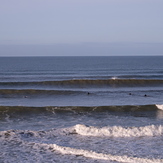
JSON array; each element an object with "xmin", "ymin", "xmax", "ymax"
[{"xmin": 156, "ymin": 110, "xmax": 163, "ymax": 119}]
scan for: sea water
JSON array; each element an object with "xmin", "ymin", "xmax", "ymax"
[{"xmin": 0, "ymin": 56, "xmax": 163, "ymax": 163}]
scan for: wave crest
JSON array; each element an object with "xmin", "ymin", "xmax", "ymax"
[
  {"xmin": 156, "ymin": 105, "xmax": 163, "ymax": 111},
  {"xmin": 74, "ymin": 124, "xmax": 163, "ymax": 137}
]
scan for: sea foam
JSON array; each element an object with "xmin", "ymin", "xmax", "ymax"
[
  {"xmin": 74, "ymin": 124, "xmax": 163, "ymax": 137},
  {"xmin": 1, "ymin": 125, "xmax": 163, "ymax": 163},
  {"xmin": 156, "ymin": 104, "xmax": 163, "ymax": 111},
  {"xmin": 34, "ymin": 143, "xmax": 163, "ymax": 163}
]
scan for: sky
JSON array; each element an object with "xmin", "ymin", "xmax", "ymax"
[{"xmin": 0, "ymin": 0, "xmax": 163, "ymax": 56}]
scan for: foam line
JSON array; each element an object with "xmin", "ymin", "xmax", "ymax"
[{"xmin": 34, "ymin": 143, "xmax": 163, "ymax": 163}]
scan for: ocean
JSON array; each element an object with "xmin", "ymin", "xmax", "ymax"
[{"xmin": 0, "ymin": 56, "xmax": 163, "ymax": 163}]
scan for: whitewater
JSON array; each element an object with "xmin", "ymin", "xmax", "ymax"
[{"xmin": 1, "ymin": 122, "xmax": 163, "ymax": 163}]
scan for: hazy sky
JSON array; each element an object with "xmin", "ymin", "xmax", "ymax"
[{"xmin": 0, "ymin": 0, "xmax": 163, "ymax": 56}]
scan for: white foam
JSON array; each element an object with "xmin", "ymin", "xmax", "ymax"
[
  {"xmin": 111, "ymin": 76, "xmax": 118, "ymax": 80},
  {"xmin": 156, "ymin": 104, "xmax": 163, "ymax": 111},
  {"xmin": 34, "ymin": 143, "xmax": 163, "ymax": 163},
  {"xmin": 1, "ymin": 128, "xmax": 163, "ymax": 163},
  {"xmin": 74, "ymin": 124, "xmax": 163, "ymax": 137}
]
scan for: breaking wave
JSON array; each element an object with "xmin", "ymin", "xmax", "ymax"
[
  {"xmin": 1, "ymin": 124, "xmax": 163, "ymax": 163},
  {"xmin": 156, "ymin": 104, "xmax": 163, "ymax": 111},
  {"xmin": 74, "ymin": 124, "xmax": 163, "ymax": 137},
  {"xmin": 1, "ymin": 123, "xmax": 163, "ymax": 138}
]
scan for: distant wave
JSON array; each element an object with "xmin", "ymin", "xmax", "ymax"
[{"xmin": 0, "ymin": 79, "xmax": 163, "ymax": 87}]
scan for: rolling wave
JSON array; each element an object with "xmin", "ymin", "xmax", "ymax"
[
  {"xmin": 74, "ymin": 124, "xmax": 163, "ymax": 137},
  {"xmin": 0, "ymin": 79, "xmax": 163, "ymax": 87},
  {"xmin": 0, "ymin": 104, "xmax": 161, "ymax": 114},
  {"xmin": 1, "ymin": 123, "xmax": 163, "ymax": 138}
]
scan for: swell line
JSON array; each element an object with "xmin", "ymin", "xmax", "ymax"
[
  {"xmin": 0, "ymin": 105, "xmax": 162, "ymax": 120},
  {"xmin": 0, "ymin": 105, "xmax": 160, "ymax": 113},
  {"xmin": 0, "ymin": 79, "xmax": 163, "ymax": 87}
]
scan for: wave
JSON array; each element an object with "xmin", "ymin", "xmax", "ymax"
[
  {"xmin": 0, "ymin": 104, "xmax": 161, "ymax": 114},
  {"xmin": 74, "ymin": 124, "xmax": 163, "ymax": 137},
  {"xmin": 29, "ymin": 142, "xmax": 162, "ymax": 163},
  {"xmin": 156, "ymin": 104, "xmax": 163, "ymax": 111},
  {"xmin": 1, "ymin": 123, "xmax": 163, "ymax": 139},
  {"xmin": 43, "ymin": 143, "xmax": 163, "ymax": 163},
  {"xmin": 1, "ymin": 126, "xmax": 163, "ymax": 163},
  {"xmin": 0, "ymin": 79, "xmax": 163, "ymax": 87},
  {"xmin": 1, "ymin": 123, "xmax": 163, "ymax": 138}
]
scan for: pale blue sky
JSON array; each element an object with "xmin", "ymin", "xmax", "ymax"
[{"xmin": 0, "ymin": 0, "xmax": 163, "ymax": 56}]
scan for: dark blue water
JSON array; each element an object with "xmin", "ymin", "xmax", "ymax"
[
  {"xmin": 0, "ymin": 56, "xmax": 163, "ymax": 106},
  {"xmin": 0, "ymin": 56, "xmax": 163, "ymax": 82}
]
